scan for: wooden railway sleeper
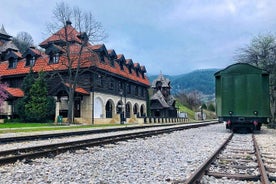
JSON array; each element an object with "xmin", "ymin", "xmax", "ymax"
[{"xmin": 206, "ymin": 171, "xmax": 261, "ymax": 181}]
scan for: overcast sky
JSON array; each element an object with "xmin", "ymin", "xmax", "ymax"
[{"xmin": 1, "ymin": 0, "xmax": 276, "ymax": 75}]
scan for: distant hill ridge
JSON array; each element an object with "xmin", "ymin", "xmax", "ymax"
[{"xmin": 148, "ymin": 68, "xmax": 220, "ymax": 95}]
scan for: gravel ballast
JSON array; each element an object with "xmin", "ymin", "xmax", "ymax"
[{"xmin": 0, "ymin": 124, "xmax": 230, "ymax": 183}]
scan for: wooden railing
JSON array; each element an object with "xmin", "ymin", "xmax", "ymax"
[{"xmin": 143, "ymin": 117, "xmax": 188, "ymax": 124}]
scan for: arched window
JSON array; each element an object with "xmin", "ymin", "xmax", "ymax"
[
  {"xmin": 94, "ymin": 97, "xmax": 103, "ymax": 118},
  {"xmin": 133, "ymin": 104, "xmax": 138, "ymax": 115},
  {"xmin": 105, "ymin": 100, "xmax": 113, "ymax": 118},
  {"xmin": 126, "ymin": 103, "xmax": 131, "ymax": 118}
]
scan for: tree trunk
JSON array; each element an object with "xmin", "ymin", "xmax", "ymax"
[{"xmin": 67, "ymin": 88, "xmax": 74, "ymax": 124}]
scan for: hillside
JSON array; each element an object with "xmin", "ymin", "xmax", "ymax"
[{"xmin": 148, "ymin": 69, "xmax": 219, "ymax": 97}]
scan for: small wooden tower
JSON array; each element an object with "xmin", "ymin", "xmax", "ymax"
[{"xmin": 150, "ymin": 73, "xmax": 177, "ymax": 117}]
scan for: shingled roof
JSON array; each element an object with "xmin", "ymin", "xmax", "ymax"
[
  {"xmin": 4, "ymin": 87, "xmax": 24, "ymax": 97},
  {"xmin": 1, "ymin": 23, "xmax": 150, "ymax": 86},
  {"xmin": 39, "ymin": 21, "xmax": 82, "ymax": 48},
  {"xmin": 151, "ymin": 72, "xmax": 170, "ymax": 88},
  {"xmin": 0, "ymin": 41, "xmax": 19, "ymax": 53},
  {"xmin": 150, "ymin": 90, "xmax": 170, "ymax": 108},
  {"xmin": 0, "ymin": 25, "xmax": 12, "ymax": 41}
]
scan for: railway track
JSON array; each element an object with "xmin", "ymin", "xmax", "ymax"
[
  {"xmin": 255, "ymin": 130, "xmax": 276, "ymax": 183},
  {"xmin": 0, "ymin": 121, "xmax": 217, "ymax": 144},
  {"xmin": 0, "ymin": 123, "xmax": 187, "ymax": 144},
  {"xmin": 0, "ymin": 122, "xmax": 215, "ymax": 166},
  {"xmin": 181, "ymin": 133, "xmax": 274, "ymax": 184}
]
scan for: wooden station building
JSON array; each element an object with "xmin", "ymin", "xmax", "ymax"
[{"xmin": 0, "ymin": 23, "xmax": 150, "ymax": 124}]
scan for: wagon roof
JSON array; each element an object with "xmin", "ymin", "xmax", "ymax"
[{"xmin": 214, "ymin": 63, "xmax": 268, "ymax": 76}]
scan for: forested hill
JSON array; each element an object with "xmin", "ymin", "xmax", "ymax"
[{"xmin": 148, "ymin": 69, "xmax": 220, "ymax": 95}]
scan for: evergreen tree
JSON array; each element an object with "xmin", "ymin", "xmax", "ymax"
[
  {"xmin": 208, "ymin": 103, "xmax": 215, "ymax": 112},
  {"xmin": 22, "ymin": 69, "xmax": 35, "ymax": 96},
  {"xmin": 201, "ymin": 103, "xmax": 207, "ymax": 110},
  {"xmin": 15, "ymin": 69, "xmax": 35, "ymax": 120},
  {"xmin": 16, "ymin": 71, "xmax": 55, "ymax": 122},
  {"xmin": 25, "ymin": 72, "xmax": 48, "ymax": 122}
]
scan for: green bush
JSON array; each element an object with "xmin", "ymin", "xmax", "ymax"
[{"xmin": 208, "ymin": 103, "xmax": 215, "ymax": 112}]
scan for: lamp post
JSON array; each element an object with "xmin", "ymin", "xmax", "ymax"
[{"xmin": 119, "ymin": 89, "xmax": 124, "ymax": 124}]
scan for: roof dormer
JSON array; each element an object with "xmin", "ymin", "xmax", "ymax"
[
  {"xmin": 4, "ymin": 49, "xmax": 22, "ymax": 61},
  {"xmin": 8, "ymin": 57, "xmax": 18, "ymax": 69},
  {"xmin": 107, "ymin": 49, "xmax": 117, "ymax": 60},
  {"xmin": 45, "ymin": 44, "xmax": 64, "ymax": 64},
  {"xmin": 107, "ymin": 49, "xmax": 117, "ymax": 67},
  {"xmin": 140, "ymin": 65, "xmax": 147, "ymax": 78},
  {"xmin": 134, "ymin": 63, "xmax": 141, "ymax": 77},
  {"xmin": 92, "ymin": 44, "xmax": 108, "ymax": 63},
  {"xmin": 116, "ymin": 54, "xmax": 126, "ymax": 71},
  {"xmin": 23, "ymin": 47, "xmax": 42, "ymax": 67},
  {"xmin": 23, "ymin": 47, "xmax": 42, "ymax": 58},
  {"xmin": 126, "ymin": 59, "xmax": 134, "ymax": 74},
  {"xmin": 45, "ymin": 44, "xmax": 65, "ymax": 55}
]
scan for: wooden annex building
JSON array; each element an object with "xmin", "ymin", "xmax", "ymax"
[
  {"xmin": 0, "ymin": 22, "xmax": 150, "ymax": 124},
  {"xmin": 150, "ymin": 73, "xmax": 177, "ymax": 117}
]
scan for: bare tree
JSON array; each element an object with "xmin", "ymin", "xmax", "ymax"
[
  {"xmin": 48, "ymin": 2, "xmax": 106, "ymax": 44},
  {"xmin": 46, "ymin": 2, "xmax": 107, "ymax": 124},
  {"xmin": 187, "ymin": 91, "xmax": 202, "ymax": 110},
  {"xmin": 13, "ymin": 32, "xmax": 34, "ymax": 53},
  {"xmin": 235, "ymin": 33, "xmax": 276, "ymax": 126},
  {"xmin": 175, "ymin": 90, "xmax": 202, "ymax": 110},
  {"xmin": 235, "ymin": 34, "xmax": 276, "ymax": 71}
]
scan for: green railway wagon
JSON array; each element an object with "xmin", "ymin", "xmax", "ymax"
[{"xmin": 215, "ymin": 63, "xmax": 270, "ymax": 131}]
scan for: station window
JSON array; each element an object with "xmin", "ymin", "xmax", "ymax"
[
  {"xmin": 135, "ymin": 86, "xmax": 138, "ymax": 96},
  {"xmin": 128, "ymin": 67, "xmax": 132, "ymax": 74},
  {"xmin": 8, "ymin": 58, "xmax": 17, "ymax": 69},
  {"xmin": 109, "ymin": 79, "xmax": 114, "ymax": 89},
  {"xmin": 99, "ymin": 53, "xmax": 105, "ymax": 62},
  {"xmin": 96, "ymin": 74, "xmax": 103, "ymax": 87},
  {"xmin": 26, "ymin": 54, "xmax": 35, "ymax": 67},
  {"xmin": 127, "ymin": 84, "xmax": 131, "ymax": 94},
  {"xmin": 49, "ymin": 53, "xmax": 59, "ymax": 64},
  {"xmin": 142, "ymin": 73, "xmax": 145, "ymax": 79},
  {"xmin": 136, "ymin": 70, "xmax": 140, "ymax": 77},
  {"xmin": 120, "ymin": 62, "xmax": 124, "ymax": 71}
]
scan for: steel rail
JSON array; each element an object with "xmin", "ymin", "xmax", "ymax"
[
  {"xmin": 253, "ymin": 134, "xmax": 270, "ymax": 184},
  {"xmin": 0, "ymin": 123, "xmax": 180, "ymax": 144},
  {"xmin": 0, "ymin": 122, "xmax": 214, "ymax": 165},
  {"xmin": 0, "ymin": 121, "xmax": 218, "ymax": 144},
  {"xmin": 180, "ymin": 133, "xmax": 234, "ymax": 184},
  {"xmin": 178, "ymin": 133, "xmax": 271, "ymax": 184}
]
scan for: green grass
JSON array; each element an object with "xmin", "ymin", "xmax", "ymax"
[
  {"xmin": 176, "ymin": 101, "xmax": 195, "ymax": 120},
  {"xmin": 0, "ymin": 122, "xmax": 126, "ymax": 134},
  {"xmin": 176, "ymin": 101, "xmax": 217, "ymax": 121},
  {"xmin": 0, "ymin": 122, "xmax": 54, "ymax": 128},
  {"xmin": 203, "ymin": 109, "xmax": 217, "ymax": 119}
]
